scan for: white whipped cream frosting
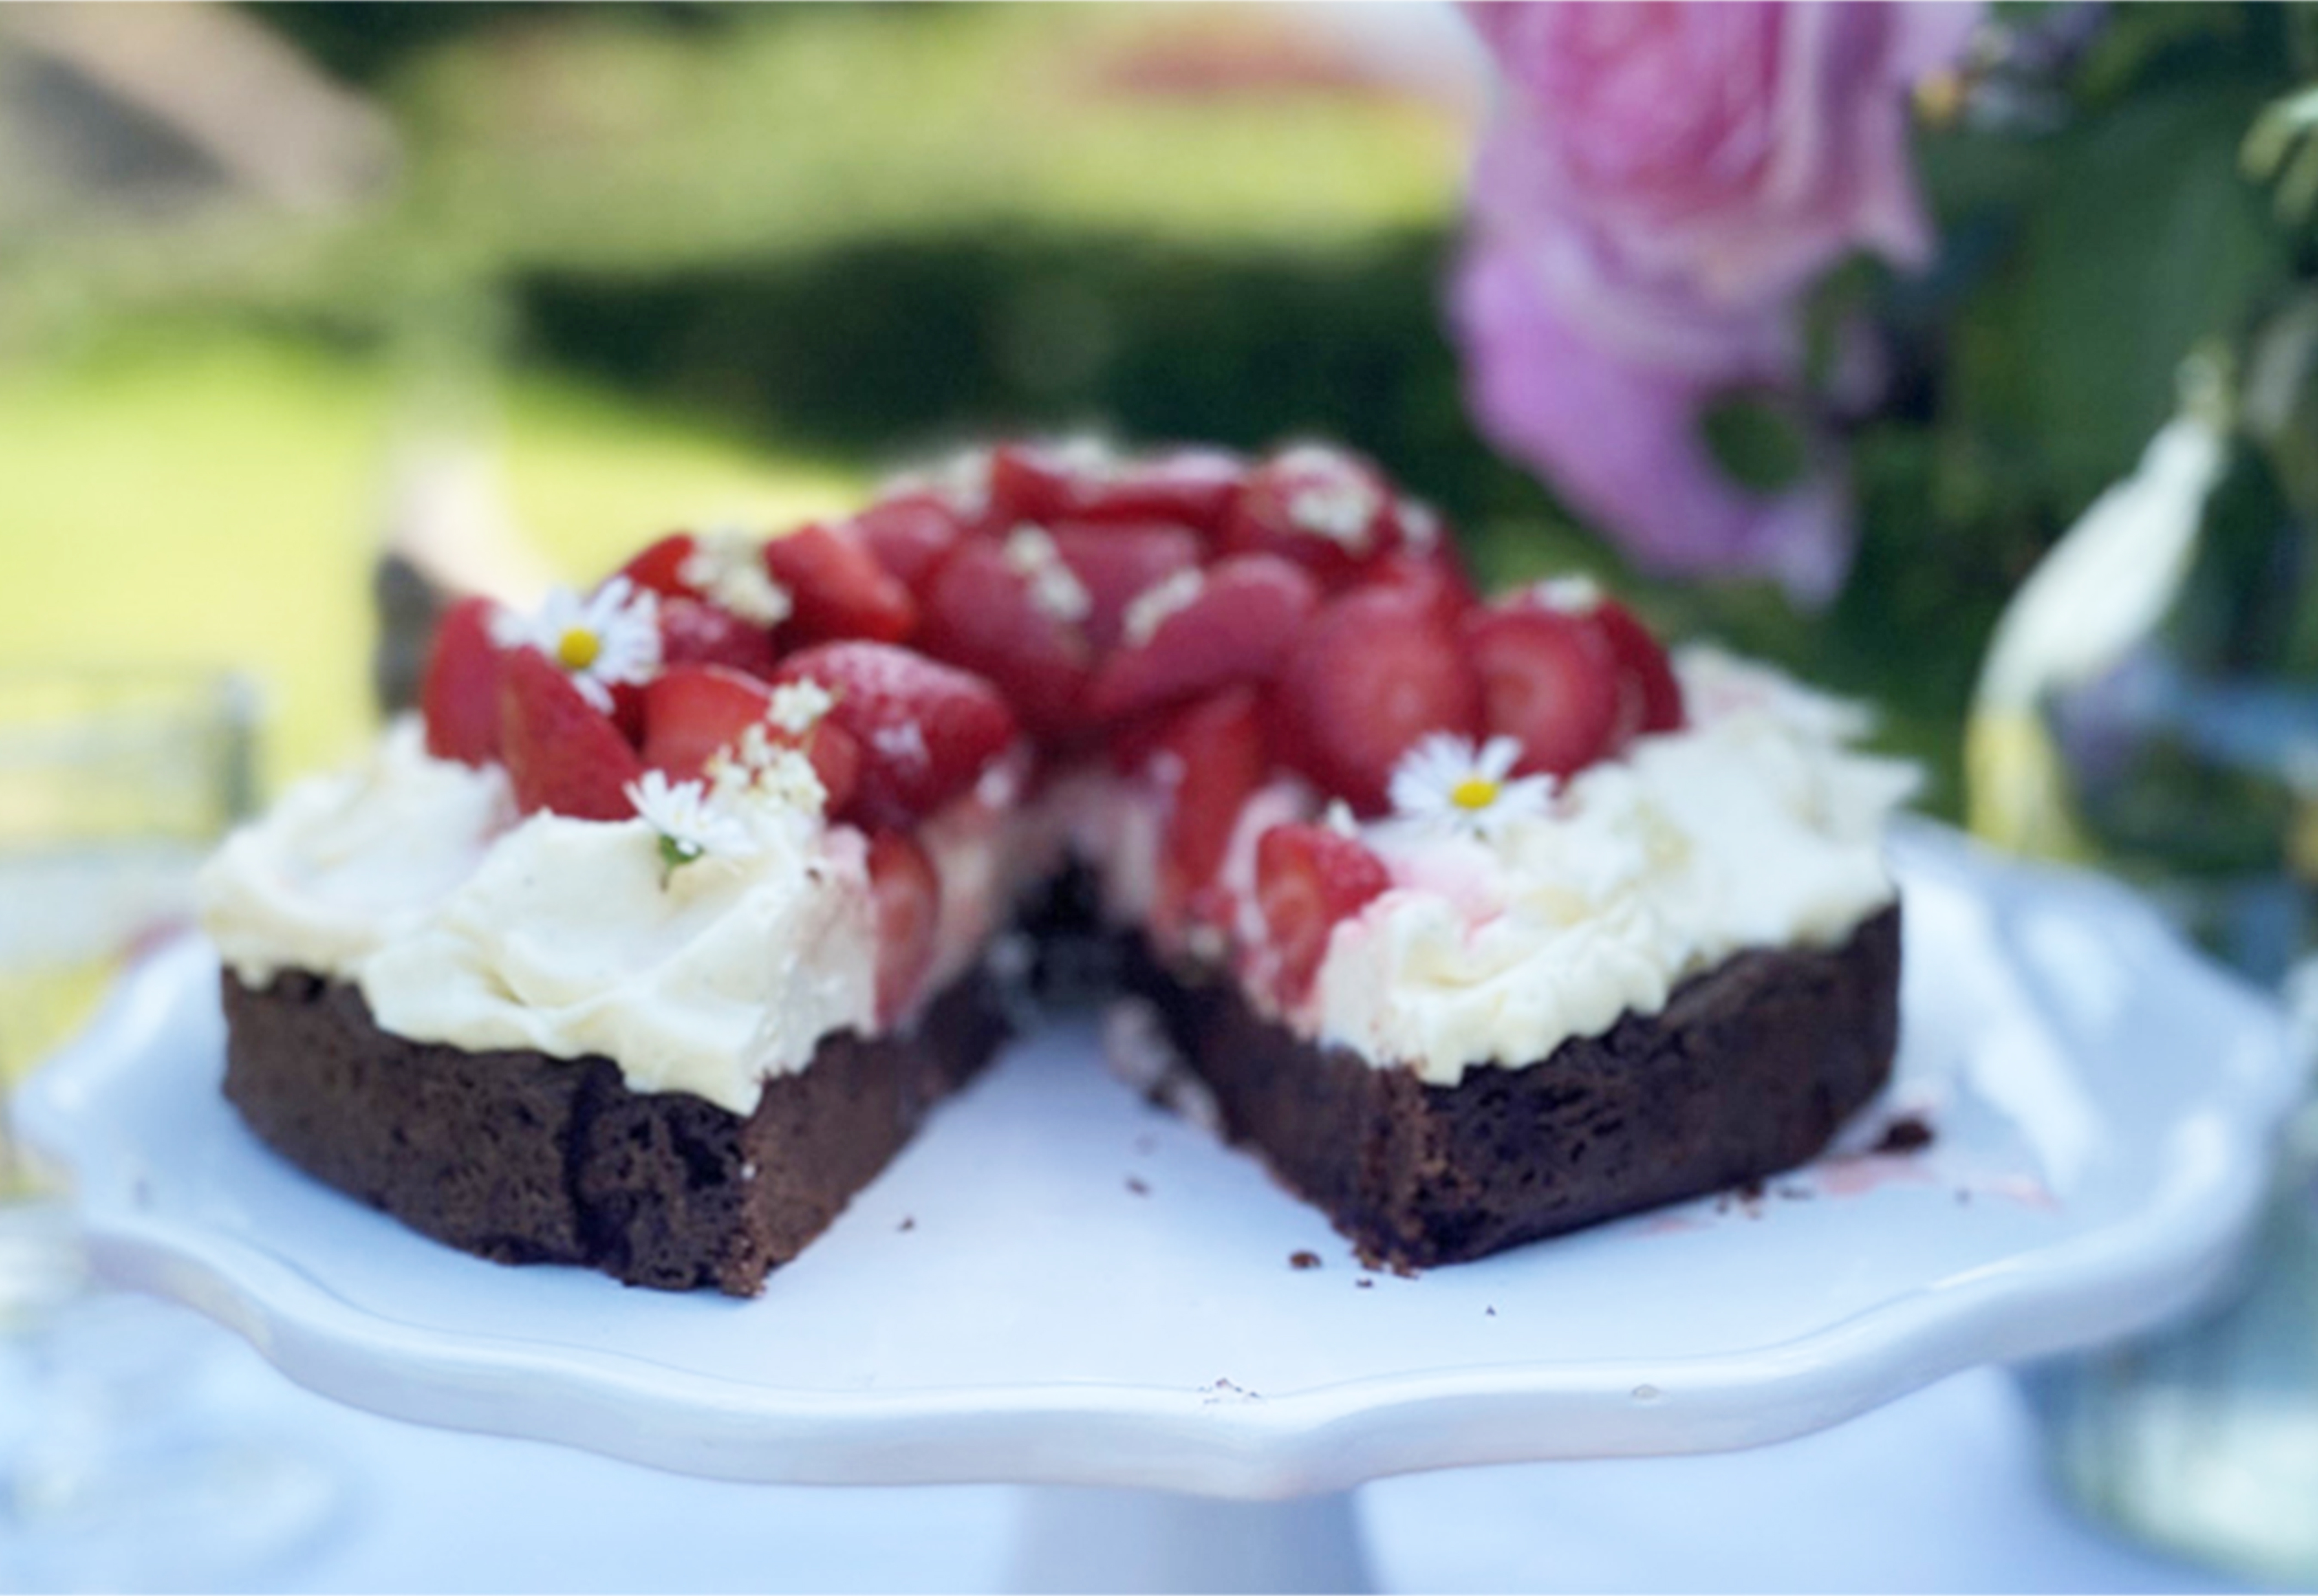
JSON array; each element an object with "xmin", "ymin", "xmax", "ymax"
[
  {"xmin": 1298, "ymin": 648, "xmax": 1916, "ymax": 1085},
  {"xmin": 198, "ymin": 718, "xmax": 877, "ymax": 1115},
  {"xmin": 198, "ymin": 646, "xmax": 1910, "ymax": 1111}
]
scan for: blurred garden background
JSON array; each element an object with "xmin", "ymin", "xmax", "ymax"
[{"xmin": 9, "ymin": 0, "xmax": 2318, "ymax": 961}]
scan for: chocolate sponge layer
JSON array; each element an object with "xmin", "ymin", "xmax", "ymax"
[
  {"xmin": 1132, "ymin": 904, "xmax": 1902, "ymax": 1269},
  {"xmin": 221, "ymin": 965, "xmax": 1010, "ymax": 1295}
]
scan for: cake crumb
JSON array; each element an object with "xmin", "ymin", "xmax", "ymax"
[
  {"xmin": 1289, "ymin": 1250, "xmax": 1321, "ymax": 1271},
  {"xmin": 1875, "ymin": 1114, "xmax": 1935, "ymax": 1154},
  {"xmin": 1485, "ymin": 1305, "xmax": 1497, "ymax": 1317},
  {"xmin": 898, "ymin": 1215, "xmax": 915, "ymax": 1232},
  {"xmin": 1355, "ymin": 1277, "xmax": 1374, "ymax": 1289},
  {"xmin": 1777, "ymin": 1184, "xmax": 1812, "ymax": 1200},
  {"xmin": 1126, "ymin": 1176, "xmax": 1150, "ymax": 1197}
]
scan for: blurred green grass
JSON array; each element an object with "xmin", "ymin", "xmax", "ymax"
[{"xmin": 0, "ymin": 327, "xmax": 858, "ymax": 791}]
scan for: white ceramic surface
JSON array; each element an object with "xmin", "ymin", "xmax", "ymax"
[{"xmin": 15, "ymin": 825, "xmax": 2304, "ymax": 1497}]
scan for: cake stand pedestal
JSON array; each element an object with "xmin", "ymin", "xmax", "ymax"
[{"xmin": 15, "ymin": 827, "xmax": 2306, "ymax": 1591}]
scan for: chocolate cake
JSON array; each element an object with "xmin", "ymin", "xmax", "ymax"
[
  {"xmin": 221, "ymin": 963, "xmax": 1011, "ymax": 1294},
  {"xmin": 1133, "ymin": 905, "xmax": 1901, "ymax": 1270},
  {"xmin": 199, "ymin": 436, "xmax": 1914, "ymax": 1296}
]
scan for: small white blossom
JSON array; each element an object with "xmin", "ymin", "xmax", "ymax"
[
  {"xmin": 1396, "ymin": 498, "xmax": 1442, "ymax": 551},
  {"xmin": 882, "ymin": 446, "xmax": 993, "ymax": 519},
  {"xmin": 1002, "ymin": 524, "xmax": 1092, "ymax": 623},
  {"xmin": 707, "ymin": 727, "xmax": 829, "ymax": 817},
  {"xmin": 1321, "ymin": 798, "xmax": 1361, "ymax": 839},
  {"xmin": 766, "ymin": 679, "xmax": 836, "ymax": 737},
  {"xmin": 680, "ymin": 528, "xmax": 793, "ymax": 627},
  {"xmin": 1121, "ymin": 567, "xmax": 1205, "ymax": 648},
  {"xmin": 626, "ymin": 770, "xmax": 760, "ymax": 872},
  {"xmin": 1532, "ymin": 575, "xmax": 1604, "ymax": 614},
  {"xmin": 1275, "ymin": 446, "xmax": 1382, "ymax": 552},
  {"xmin": 491, "ymin": 577, "xmax": 661, "ymax": 711},
  {"xmin": 1388, "ymin": 734, "xmax": 1553, "ymax": 841}
]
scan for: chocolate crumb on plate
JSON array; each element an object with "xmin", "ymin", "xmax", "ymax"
[
  {"xmin": 1289, "ymin": 1249, "xmax": 1321, "ymax": 1270},
  {"xmin": 1125, "ymin": 1176, "xmax": 1150, "ymax": 1196},
  {"xmin": 1874, "ymin": 1114, "xmax": 1935, "ymax": 1154}
]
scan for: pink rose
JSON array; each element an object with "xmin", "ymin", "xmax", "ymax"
[
  {"xmin": 1453, "ymin": 238, "xmax": 1851, "ymax": 603},
  {"xmin": 1466, "ymin": 1, "xmax": 1979, "ymax": 327},
  {"xmin": 1450, "ymin": 1, "xmax": 1977, "ymax": 601}
]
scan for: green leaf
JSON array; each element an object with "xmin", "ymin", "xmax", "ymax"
[{"xmin": 1697, "ymin": 393, "xmax": 1811, "ymax": 495}]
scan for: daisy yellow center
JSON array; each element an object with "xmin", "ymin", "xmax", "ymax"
[
  {"xmin": 1450, "ymin": 775, "xmax": 1500, "ymax": 811},
  {"xmin": 557, "ymin": 626, "xmax": 602, "ymax": 671}
]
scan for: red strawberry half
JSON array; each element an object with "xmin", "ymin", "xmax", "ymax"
[
  {"xmin": 1144, "ymin": 685, "xmax": 1269, "ymax": 927},
  {"xmin": 865, "ymin": 828, "xmax": 942, "ymax": 1025},
  {"xmin": 1048, "ymin": 520, "xmax": 1203, "ymax": 652},
  {"xmin": 851, "ymin": 493, "xmax": 966, "ymax": 595},
  {"xmin": 916, "ymin": 535, "xmax": 1093, "ymax": 737},
  {"xmin": 1221, "ymin": 445, "xmax": 1399, "ymax": 584},
  {"xmin": 616, "ymin": 533, "xmax": 701, "ymax": 602},
  {"xmin": 1255, "ymin": 823, "xmax": 1391, "ymax": 1003},
  {"xmin": 1592, "ymin": 596, "xmax": 1686, "ymax": 739},
  {"xmin": 987, "ymin": 442, "xmax": 1244, "ymax": 536},
  {"xmin": 765, "ymin": 522, "xmax": 919, "ymax": 645},
  {"xmin": 658, "ymin": 595, "xmax": 779, "ymax": 680},
  {"xmin": 421, "ymin": 596, "xmax": 505, "ymax": 767},
  {"xmin": 639, "ymin": 663, "xmax": 861, "ymax": 814},
  {"xmin": 770, "ymin": 641, "xmax": 1018, "ymax": 829},
  {"xmin": 1462, "ymin": 598, "xmax": 1623, "ymax": 778},
  {"xmin": 1084, "ymin": 553, "xmax": 1319, "ymax": 723},
  {"xmin": 498, "ymin": 648, "xmax": 645, "ymax": 821},
  {"xmin": 1272, "ymin": 585, "xmax": 1482, "ymax": 813}
]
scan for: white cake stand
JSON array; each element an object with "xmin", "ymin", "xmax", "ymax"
[{"xmin": 15, "ymin": 826, "xmax": 2306, "ymax": 1591}]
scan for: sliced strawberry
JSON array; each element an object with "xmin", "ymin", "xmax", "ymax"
[
  {"xmin": 1272, "ymin": 586, "xmax": 1481, "ymax": 813},
  {"xmin": 498, "ymin": 648, "xmax": 644, "ymax": 821},
  {"xmin": 1592, "ymin": 597, "xmax": 1686, "ymax": 738},
  {"xmin": 1145, "ymin": 687, "xmax": 1269, "ymax": 927},
  {"xmin": 1221, "ymin": 444, "xmax": 1399, "ymax": 584},
  {"xmin": 658, "ymin": 595, "xmax": 779, "ymax": 680},
  {"xmin": 765, "ymin": 522, "xmax": 918, "ymax": 645},
  {"xmin": 916, "ymin": 537, "xmax": 1092, "ymax": 737},
  {"xmin": 641, "ymin": 664, "xmax": 866, "ymax": 813},
  {"xmin": 1362, "ymin": 548, "xmax": 1477, "ymax": 631},
  {"xmin": 640, "ymin": 666, "xmax": 770, "ymax": 778},
  {"xmin": 616, "ymin": 533, "xmax": 700, "ymax": 601},
  {"xmin": 1255, "ymin": 823, "xmax": 1392, "ymax": 1002},
  {"xmin": 1047, "ymin": 520, "xmax": 1203, "ymax": 651},
  {"xmin": 850, "ymin": 493, "xmax": 966, "ymax": 595},
  {"xmin": 994, "ymin": 442, "xmax": 1248, "ymax": 534},
  {"xmin": 1462, "ymin": 600, "xmax": 1622, "ymax": 779},
  {"xmin": 420, "ymin": 596, "xmax": 505, "ymax": 767},
  {"xmin": 864, "ymin": 829, "xmax": 942, "ymax": 1025},
  {"xmin": 770, "ymin": 641, "xmax": 1019, "ymax": 828},
  {"xmin": 1084, "ymin": 554, "xmax": 1319, "ymax": 723}
]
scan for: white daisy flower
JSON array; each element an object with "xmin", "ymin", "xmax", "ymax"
[
  {"xmin": 1388, "ymin": 734, "xmax": 1554, "ymax": 840},
  {"xmin": 625, "ymin": 770, "xmax": 760, "ymax": 873},
  {"xmin": 680, "ymin": 528, "xmax": 793, "ymax": 627},
  {"xmin": 492, "ymin": 577, "xmax": 662, "ymax": 710}
]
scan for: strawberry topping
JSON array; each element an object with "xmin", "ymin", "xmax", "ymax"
[
  {"xmin": 615, "ymin": 533, "xmax": 701, "ymax": 601},
  {"xmin": 765, "ymin": 522, "xmax": 919, "ymax": 645},
  {"xmin": 639, "ymin": 664, "xmax": 861, "ymax": 815},
  {"xmin": 850, "ymin": 493, "xmax": 966, "ymax": 595},
  {"xmin": 1255, "ymin": 823, "xmax": 1392, "ymax": 1003},
  {"xmin": 915, "ymin": 535, "xmax": 1093, "ymax": 737},
  {"xmin": 1592, "ymin": 596, "xmax": 1686, "ymax": 740},
  {"xmin": 1084, "ymin": 553, "xmax": 1319, "ymax": 723},
  {"xmin": 1144, "ymin": 686, "xmax": 1269, "ymax": 930},
  {"xmin": 1221, "ymin": 445, "xmax": 1400, "ymax": 584},
  {"xmin": 657, "ymin": 595, "xmax": 779, "ymax": 680},
  {"xmin": 1461, "ymin": 599, "xmax": 1623, "ymax": 779},
  {"xmin": 770, "ymin": 641, "xmax": 1018, "ymax": 829},
  {"xmin": 864, "ymin": 829, "xmax": 941, "ymax": 1025},
  {"xmin": 1273, "ymin": 585, "xmax": 1482, "ymax": 813},
  {"xmin": 420, "ymin": 596, "xmax": 505, "ymax": 767},
  {"xmin": 1047, "ymin": 521, "xmax": 1204, "ymax": 652},
  {"xmin": 988, "ymin": 442, "xmax": 1243, "ymax": 535},
  {"xmin": 498, "ymin": 648, "xmax": 645, "ymax": 821}
]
